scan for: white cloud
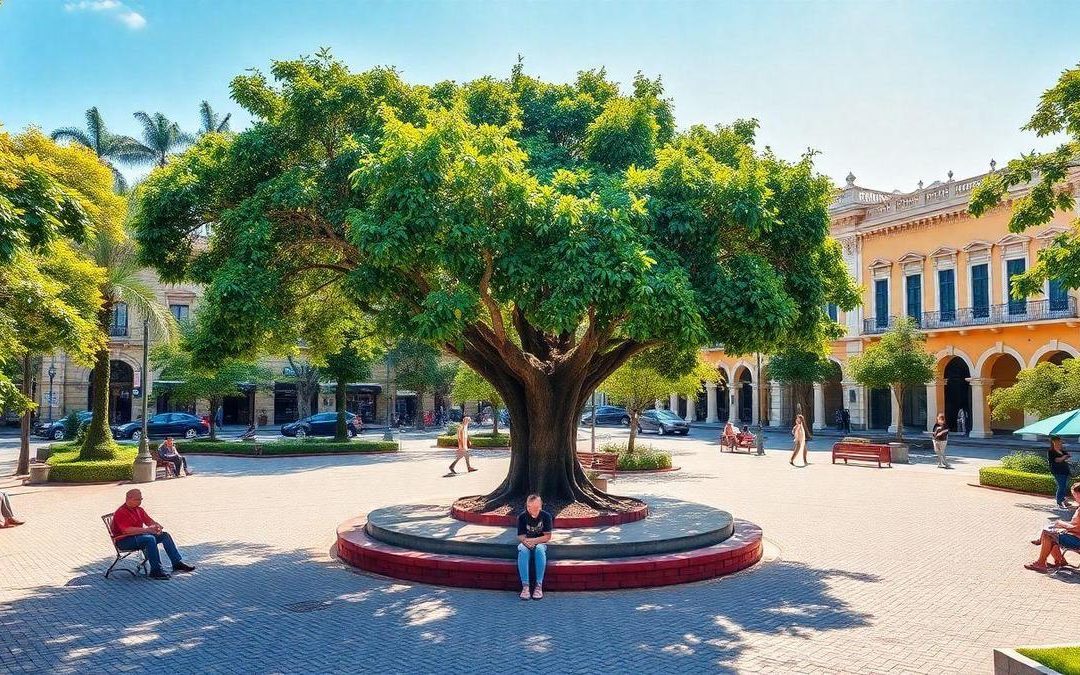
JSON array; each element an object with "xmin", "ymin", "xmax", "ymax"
[{"xmin": 64, "ymin": 0, "xmax": 147, "ymax": 30}]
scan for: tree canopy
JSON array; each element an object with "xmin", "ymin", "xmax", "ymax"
[
  {"xmin": 989, "ymin": 359, "xmax": 1080, "ymax": 421},
  {"xmin": 969, "ymin": 62, "xmax": 1080, "ymax": 296},
  {"xmin": 131, "ymin": 51, "xmax": 858, "ymax": 508},
  {"xmin": 849, "ymin": 317, "xmax": 934, "ymax": 440}
]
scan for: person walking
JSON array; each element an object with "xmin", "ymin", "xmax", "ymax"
[
  {"xmin": 956, "ymin": 408, "xmax": 967, "ymax": 435},
  {"xmin": 449, "ymin": 415, "xmax": 477, "ymax": 474},
  {"xmin": 841, "ymin": 408, "xmax": 851, "ymax": 434},
  {"xmin": 1049, "ymin": 435, "xmax": 1073, "ymax": 508},
  {"xmin": 789, "ymin": 413, "xmax": 808, "ymax": 466},
  {"xmin": 0, "ymin": 491, "xmax": 24, "ymax": 528},
  {"xmin": 931, "ymin": 412, "xmax": 951, "ymax": 469}
]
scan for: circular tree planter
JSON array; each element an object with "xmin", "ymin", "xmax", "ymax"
[{"xmin": 450, "ymin": 495, "xmax": 649, "ymax": 528}]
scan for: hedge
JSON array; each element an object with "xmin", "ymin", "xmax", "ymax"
[
  {"xmin": 978, "ymin": 467, "xmax": 1079, "ymax": 495},
  {"xmin": 1015, "ymin": 646, "xmax": 1080, "ymax": 675},
  {"xmin": 999, "ymin": 450, "xmax": 1051, "ymax": 474},
  {"xmin": 436, "ymin": 433, "xmax": 510, "ymax": 448},
  {"xmin": 173, "ymin": 439, "xmax": 399, "ymax": 455},
  {"xmin": 598, "ymin": 443, "xmax": 673, "ymax": 471},
  {"xmin": 46, "ymin": 444, "xmax": 138, "ymax": 483}
]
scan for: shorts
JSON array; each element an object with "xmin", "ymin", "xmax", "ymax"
[{"xmin": 1059, "ymin": 532, "xmax": 1080, "ymax": 549}]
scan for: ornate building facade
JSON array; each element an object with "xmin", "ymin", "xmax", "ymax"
[{"xmin": 687, "ymin": 165, "xmax": 1080, "ymax": 435}]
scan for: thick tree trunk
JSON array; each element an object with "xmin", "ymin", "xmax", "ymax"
[
  {"xmin": 208, "ymin": 396, "xmax": 220, "ymax": 441},
  {"xmin": 334, "ymin": 378, "xmax": 348, "ymax": 441},
  {"xmin": 16, "ymin": 354, "xmax": 32, "ymax": 476},
  {"xmin": 81, "ymin": 308, "xmax": 117, "ymax": 460},
  {"xmin": 415, "ymin": 386, "xmax": 426, "ymax": 431},
  {"xmin": 490, "ymin": 397, "xmax": 499, "ymax": 436}
]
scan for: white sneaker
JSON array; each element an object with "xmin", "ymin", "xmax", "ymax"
[{"xmin": 519, "ymin": 587, "xmax": 530, "ymax": 600}]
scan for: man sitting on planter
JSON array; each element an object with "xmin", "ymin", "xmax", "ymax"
[{"xmin": 517, "ymin": 494, "xmax": 553, "ymax": 600}]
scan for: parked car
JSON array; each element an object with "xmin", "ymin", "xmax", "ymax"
[
  {"xmin": 3, "ymin": 409, "xmax": 22, "ymax": 427},
  {"xmin": 112, "ymin": 413, "xmax": 209, "ymax": 441},
  {"xmin": 34, "ymin": 410, "xmax": 93, "ymax": 440},
  {"xmin": 580, "ymin": 405, "xmax": 630, "ymax": 426},
  {"xmin": 281, "ymin": 411, "xmax": 358, "ymax": 438},
  {"xmin": 637, "ymin": 409, "xmax": 691, "ymax": 436}
]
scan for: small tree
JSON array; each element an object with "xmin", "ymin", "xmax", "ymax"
[
  {"xmin": 284, "ymin": 357, "xmax": 321, "ymax": 421},
  {"xmin": 989, "ymin": 359, "xmax": 1080, "ymax": 421},
  {"xmin": 599, "ymin": 355, "xmax": 714, "ymax": 453},
  {"xmin": 451, "ymin": 366, "xmax": 504, "ymax": 435},
  {"xmin": 390, "ymin": 339, "xmax": 442, "ymax": 430},
  {"xmin": 153, "ymin": 327, "xmax": 272, "ymax": 440},
  {"xmin": 323, "ymin": 336, "xmax": 378, "ymax": 441},
  {"xmin": 849, "ymin": 317, "xmax": 934, "ymax": 441},
  {"xmin": 765, "ymin": 349, "xmax": 836, "ymax": 439}
]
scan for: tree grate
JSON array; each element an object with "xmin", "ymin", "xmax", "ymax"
[{"xmin": 282, "ymin": 600, "xmax": 333, "ymax": 613}]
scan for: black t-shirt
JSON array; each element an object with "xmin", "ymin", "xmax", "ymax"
[
  {"xmin": 932, "ymin": 423, "xmax": 949, "ymax": 442},
  {"xmin": 517, "ymin": 510, "xmax": 553, "ymax": 538},
  {"xmin": 1050, "ymin": 447, "xmax": 1072, "ymax": 475}
]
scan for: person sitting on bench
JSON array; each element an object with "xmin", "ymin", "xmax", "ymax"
[
  {"xmin": 737, "ymin": 425, "xmax": 755, "ymax": 444},
  {"xmin": 1026, "ymin": 483, "xmax": 1080, "ymax": 573},
  {"xmin": 517, "ymin": 494, "xmax": 553, "ymax": 600},
  {"xmin": 111, "ymin": 489, "xmax": 195, "ymax": 580},
  {"xmin": 158, "ymin": 437, "xmax": 191, "ymax": 477}
]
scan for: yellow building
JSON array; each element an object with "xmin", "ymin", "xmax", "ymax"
[{"xmin": 694, "ymin": 166, "xmax": 1080, "ymax": 437}]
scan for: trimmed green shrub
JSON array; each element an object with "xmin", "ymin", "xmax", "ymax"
[
  {"xmin": 1000, "ymin": 450, "xmax": 1051, "ymax": 474},
  {"xmin": 174, "ymin": 439, "xmax": 398, "ymax": 455},
  {"xmin": 444, "ymin": 422, "xmax": 461, "ymax": 436},
  {"xmin": 1015, "ymin": 646, "xmax": 1080, "ymax": 675},
  {"xmin": 62, "ymin": 412, "xmax": 81, "ymax": 441},
  {"xmin": 597, "ymin": 442, "xmax": 673, "ymax": 471},
  {"xmin": 46, "ymin": 443, "xmax": 138, "ymax": 483},
  {"xmin": 979, "ymin": 467, "xmax": 1079, "ymax": 495},
  {"xmin": 436, "ymin": 432, "xmax": 510, "ymax": 448}
]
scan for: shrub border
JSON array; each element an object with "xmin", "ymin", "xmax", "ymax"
[
  {"xmin": 977, "ymin": 466, "xmax": 1079, "ymax": 496},
  {"xmin": 435, "ymin": 434, "xmax": 510, "ymax": 449}
]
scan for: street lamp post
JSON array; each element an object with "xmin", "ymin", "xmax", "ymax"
[
  {"xmin": 590, "ymin": 389, "xmax": 596, "ymax": 453},
  {"xmin": 132, "ymin": 316, "xmax": 155, "ymax": 482},
  {"xmin": 382, "ymin": 357, "xmax": 394, "ymax": 442},
  {"xmin": 755, "ymin": 352, "xmax": 766, "ymax": 456},
  {"xmin": 47, "ymin": 363, "xmax": 56, "ymax": 422}
]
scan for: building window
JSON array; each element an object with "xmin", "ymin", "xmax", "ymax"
[
  {"xmin": 874, "ymin": 279, "xmax": 889, "ymax": 328},
  {"xmin": 971, "ymin": 264, "xmax": 989, "ymax": 318},
  {"xmin": 826, "ymin": 303, "xmax": 838, "ymax": 322},
  {"xmin": 110, "ymin": 302, "xmax": 128, "ymax": 337},
  {"xmin": 1049, "ymin": 278, "xmax": 1069, "ymax": 312},
  {"xmin": 1006, "ymin": 258, "xmax": 1027, "ymax": 315},
  {"xmin": 170, "ymin": 304, "xmax": 190, "ymax": 323},
  {"xmin": 938, "ymin": 269, "xmax": 955, "ymax": 322},
  {"xmin": 905, "ymin": 274, "xmax": 922, "ymax": 323}
]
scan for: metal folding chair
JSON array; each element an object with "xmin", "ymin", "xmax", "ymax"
[{"xmin": 102, "ymin": 513, "xmax": 148, "ymax": 579}]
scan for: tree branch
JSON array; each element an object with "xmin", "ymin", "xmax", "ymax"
[{"xmin": 478, "ymin": 251, "xmax": 507, "ymax": 343}]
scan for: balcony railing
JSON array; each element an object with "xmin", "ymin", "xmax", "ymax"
[
  {"xmin": 863, "ymin": 297, "xmax": 1078, "ymax": 334},
  {"xmin": 109, "ymin": 325, "xmax": 129, "ymax": 338}
]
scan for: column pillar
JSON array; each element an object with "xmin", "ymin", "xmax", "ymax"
[
  {"xmin": 812, "ymin": 383, "xmax": 826, "ymax": 430},
  {"xmin": 841, "ymin": 381, "xmax": 863, "ymax": 430},
  {"xmin": 887, "ymin": 388, "xmax": 901, "ymax": 433},
  {"xmin": 669, "ymin": 393, "xmax": 678, "ymax": 413},
  {"xmin": 967, "ymin": 378, "xmax": 993, "ymax": 438},
  {"xmin": 925, "ymin": 380, "xmax": 942, "ymax": 433},
  {"xmin": 769, "ymin": 380, "xmax": 783, "ymax": 428},
  {"xmin": 685, "ymin": 394, "xmax": 697, "ymax": 422},
  {"xmin": 705, "ymin": 382, "xmax": 718, "ymax": 423},
  {"xmin": 750, "ymin": 381, "xmax": 760, "ymax": 426}
]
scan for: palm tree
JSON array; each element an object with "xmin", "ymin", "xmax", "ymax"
[
  {"xmin": 79, "ymin": 229, "xmax": 176, "ymax": 460},
  {"xmin": 198, "ymin": 101, "xmax": 231, "ymax": 135},
  {"xmin": 51, "ymin": 107, "xmax": 145, "ymax": 193},
  {"xmin": 130, "ymin": 111, "xmax": 194, "ymax": 168}
]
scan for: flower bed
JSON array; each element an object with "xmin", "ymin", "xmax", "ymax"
[
  {"xmin": 435, "ymin": 432, "xmax": 510, "ymax": 448},
  {"xmin": 45, "ymin": 443, "xmax": 138, "ymax": 483}
]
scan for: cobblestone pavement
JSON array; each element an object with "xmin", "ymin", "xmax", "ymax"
[{"xmin": 1, "ymin": 429, "xmax": 1077, "ymax": 674}]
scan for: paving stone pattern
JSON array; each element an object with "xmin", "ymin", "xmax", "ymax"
[{"xmin": 0, "ymin": 431, "xmax": 1077, "ymax": 674}]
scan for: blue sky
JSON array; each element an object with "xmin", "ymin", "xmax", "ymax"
[{"xmin": 1, "ymin": 0, "xmax": 1077, "ymax": 190}]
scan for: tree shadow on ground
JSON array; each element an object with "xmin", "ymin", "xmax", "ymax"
[{"xmin": 1, "ymin": 538, "xmax": 877, "ymax": 673}]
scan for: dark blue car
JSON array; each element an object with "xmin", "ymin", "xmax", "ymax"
[
  {"xmin": 580, "ymin": 405, "xmax": 630, "ymax": 426},
  {"xmin": 281, "ymin": 411, "xmax": 358, "ymax": 438}
]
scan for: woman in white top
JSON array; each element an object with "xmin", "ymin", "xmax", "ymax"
[{"xmin": 789, "ymin": 413, "xmax": 808, "ymax": 466}]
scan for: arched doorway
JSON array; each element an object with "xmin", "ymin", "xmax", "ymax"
[
  {"xmin": 823, "ymin": 361, "xmax": 843, "ymax": 429},
  {"xmin": 902, "ymin": 386, "xmax": 927, "ymax": 429},
  {"xmin": 1042, "ymin": 351, "xmax": 1074, "ymax": 367},
  {"xmin": 868, "ymin": 387, "xmax": 891, "ymax": 430},
  {"xmin": 942, "ymin": 357, "xmax": 972, "ymax": 432},
  {"xmin": 87, "ymin": 360, "xmax": 134, "ymax": 424},
  {"xmin": 986, "ymin": 353, "xmax": 1023, "ymax": 434},
  {"xmin": 737, "ymin": 367, "xmax": 753, "ymax": 423}
]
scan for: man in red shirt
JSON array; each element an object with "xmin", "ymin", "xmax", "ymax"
[{"xmin": 112, "ymin": 489, "xmax": 195, "ymax": 580}]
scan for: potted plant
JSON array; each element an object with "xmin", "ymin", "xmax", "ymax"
[
  {"xmin": 28, "ymin": 461, "xmax": 51, "ymax": 484},
  {"xmin": 586, "ymin": 469, "xmax": 608, "ymax": 493}
]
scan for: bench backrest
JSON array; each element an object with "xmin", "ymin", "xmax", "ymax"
[
  {"xmin": 834, "ymin": 442, "xmax": 888, "ymax": 453},
  {"xmin": 577, "ymin": 452, "xmax": 618, "ymax": 470},
  {"xmin": 101, "ymin": 513, "xmax": 121, "ymax": 549}
]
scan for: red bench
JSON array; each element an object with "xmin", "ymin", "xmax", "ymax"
[
  {"xmin": 720, "ymin": 431, "xmax": 755, "ymax": 453},
  {"xmin": 577, "ymin": 451, "xmax": 618, "ymax": 476},
  {"xmin": 832, "ymin": 441, "xmax": 891, "ymax": 468}
]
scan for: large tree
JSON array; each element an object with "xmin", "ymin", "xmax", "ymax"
[
  {"xmin": 849, "ymin": 317, "xmax": 934, "ymax": 441},
  {"xmin": 50, "ymin": 107, "xmax": 144, "ymax": 192},
  {"xmin": 599, "ymin": 355, "xmax": 713, "ymax": 453},
  {"xmin": 131, "ymin": 53, "xmax": 857, "ymax": 510},
  {"xmin": 969, "ymin": 62, "xmax": 1080, "ymax": 295}
]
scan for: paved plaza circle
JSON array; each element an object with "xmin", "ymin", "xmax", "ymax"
[{"xmin": 1, "ymin": 429, "xmax": 1078, "ymax": 673}]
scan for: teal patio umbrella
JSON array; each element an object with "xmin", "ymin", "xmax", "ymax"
[{"xmin": 1013, "ymin": 409, "xmax": 1080, "ymax": 437}]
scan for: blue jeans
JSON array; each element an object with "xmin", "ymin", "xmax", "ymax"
[
  {"xmin": 1053, "ymin": 473, "xmax": 1070, "ymax": 504},
  {"xmin": 116, "ymin": 532, "xmax": 183, "ymax": 574},
  {"xmin": 517, "ymin": 543, "xmax": 547, "ymax": 587}
]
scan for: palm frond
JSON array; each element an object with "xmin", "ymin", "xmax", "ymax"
[
  {"xmin": 107, "ymin": 163, "xmax": 128, "ymax": 193},
  {"xmin": 108, "ymin": 136, "xmax": 156, "ymax": 166},
  {"xmin": 85, "ymin": 107, "xmax": 104, "ymax": 154},
  {"xmin": 216, "ymin": 113, "xmax": 232, "ymax": 133},
  {"xmin": 50, "ymin": 127, "xmax": 93, "ymax": 149},
  {"xmin": 116, "ymin": 276, "xmax": 178, "ymax": 344},
  {"xmin": 199, "ymin": 101, "xmax": 215, "ymax": 134},
  {"xmin": 133, "ymin": 111, "xmax": 158, "ymax": 142}
]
